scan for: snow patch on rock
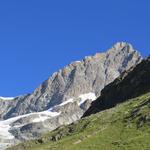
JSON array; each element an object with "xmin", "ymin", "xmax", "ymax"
[
  {"xmin": 0, "ymin": 97, "xmax": 15, "ymax": 100},
  {"xmin": 0, "ymin": 110, "xmax": 61, "ymax": 140},
  {"xmin": 32, "ymin": 111, "xmax": 61, "ymax": 123},
  {"xmin": 78, "ymin": 93, "xmax": 96, "ymax": 106},
  {"xmin": 59, "ymin": 98, "xmax": 74, "ymax": 106}
]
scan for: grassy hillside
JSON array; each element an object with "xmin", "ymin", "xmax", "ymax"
[{"xmin": 8, "ymin": 92, "xmax": 150, "ymax": 150}]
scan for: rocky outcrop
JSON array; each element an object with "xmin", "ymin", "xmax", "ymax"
[{"xmin": 83, "ymin": 56, "xmax": 150, "ymax": 117}]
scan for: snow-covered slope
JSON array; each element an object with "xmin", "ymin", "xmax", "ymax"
[
  {"xmin": 0, "ymin": 92, "xmax": 97, "ymax": 149},
  {"xmin": 0, "ymin": 110, "xmax": 61, "ymax": 139},
  {"xmin": 0, "ymin": 109, "xmax": 60, "ymax": 150}
]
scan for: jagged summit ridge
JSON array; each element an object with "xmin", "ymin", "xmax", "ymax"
[
  {"xmin": 112, "ymin": 42, "xmax": 132, "ymax": 49},
  {"xmin": 59, "ymin": 42, "xmax": 140, "ymax": 67}
]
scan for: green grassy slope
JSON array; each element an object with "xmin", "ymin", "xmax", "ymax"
[{"xmin": 8, "ymin": 92, "xmax": 150, "ymax": 150}]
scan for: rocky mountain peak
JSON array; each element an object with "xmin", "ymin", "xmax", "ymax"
[
  {"xmin": 0, "ymin": 43, "xmax": 143, "ymax": 149},
  {"xmin": 107, "ymin": 42, "xmax": 140, "ymax": 58},
  {"xmin": 112, "ymin": 42, "xmax": 133, "ymax": 50},
  {"xmin": 0, "ymin": 42, "xmax": 142, "ymax": 119}
]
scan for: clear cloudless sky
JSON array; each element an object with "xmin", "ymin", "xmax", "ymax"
[{"xmin": 0, "ymin": 0, "xmax": 149, "ymax": 96}]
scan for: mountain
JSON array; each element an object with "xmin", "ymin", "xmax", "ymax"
[
  {"xmin": 8, "ymin": 56, "xmax": 150, "ymax": 150},
  {"xmin": 0, "ymin": 42, "xmax": 142, "ymax": 149},
  {"xmin": 0, "ymin": 42, "xmax": 142, "ymax": 120},
  {"xmin": 83, "ymin": 56, "xmax": 150, "ymax": 117}
]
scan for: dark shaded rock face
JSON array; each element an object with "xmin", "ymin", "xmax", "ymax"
[{"xmin": 83, "ymin": 57, "xmax": 150, "ymax": 117}]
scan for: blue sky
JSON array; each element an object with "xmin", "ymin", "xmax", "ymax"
[{"xmin": 0, "ymin": 0, "xmax": 149, "ymax": 96}]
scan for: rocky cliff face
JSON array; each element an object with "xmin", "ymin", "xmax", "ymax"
[
  {"xmin": 0, "ymin": 42, "xmax": 142, "ymax": 149},
  {"xmin": 83, "ymin": 56, "xmax": 150, "ymax": 117}
]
